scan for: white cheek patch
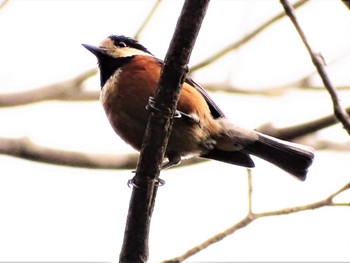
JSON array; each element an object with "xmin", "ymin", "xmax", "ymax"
[{"xmin": 112, "ymin": 47, "xmax": 153, "ymax": 58}]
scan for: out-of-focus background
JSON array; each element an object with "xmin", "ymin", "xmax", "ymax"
[{"xmin": 0, "ymin": 0, "xmax": 349, "ymax": 262}]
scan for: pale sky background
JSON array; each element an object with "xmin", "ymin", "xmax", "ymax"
[{"xmin": 0, "ymin": 0, "xmax": 350, "ymax": 262}]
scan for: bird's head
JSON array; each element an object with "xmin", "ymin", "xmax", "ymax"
[
  {"xmin": 82, "ymin": 35, "xmax": 154, "ymax": 87},
  {"xmin": 82, "ymin": 35, "xmax": 153, "ymax": 60}
]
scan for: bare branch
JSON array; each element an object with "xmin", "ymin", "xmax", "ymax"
[
  {"xmin": 256, "ymin": 105, "xmax": 350, "ymax": 140},
  {"xmin": 203, "ymin": 82, "xmax": 288, "ymax": 96},
  {"xmin": 309, "ymin": 139, "xmax": 350, "ymax": 151},
  {"xmin": 341, "ymin": 0, "xmax": 350, "ymax": 11},
  {"xmin": 0, "ymin": 0, "xmax": 9, "ymax": 10},
  {"xmin": 2, "ymin": 101, "xmax": 349, "ymax": 170},
  {"xmin": 162, "ymin": 179, "xmax": 350, "ymax": 262},
  {"xmin": 2, "ymin": 97, "xmax": 349, "ymax": 169},
  {"xmin": 134, "ymin": 0, "xmax": 162, "ymax": 40},
  {"xmin": 247, "ymin": 169, "xmax": 253, "ymax": 214},
  {"xmin": 1, "ymin": 134, "xmax": 348, "ymax": 170},
  {"xmin": 280, "ymin": 0, "xmax": 350, "ymax": 135},
  {"xmin": 2, "ymin": 64, "xmax": 348, "ymax": 109},
  {"xmin": 0, "ymin": 137, "xmax": 208, "ymax": 169},
  {"xmin": 203, "ymin": 82, "xmax": 350, "ymax": 97},
  {"xmin": 190, "ymin": 0, "xmax": 309, "ymax": 72},
  {"xmin": 200, "ymin": 50, "xmax": 350, "ymax": 96},
  {"xmin": 290, "ymin": 52, "xmax": 350, "ymax": 89},
  {"xmin": 0, "ymin": 137, "xmax": 138, "ymax": 169},
  {"xmin": 255, "ymin": 182, "xmax": 350, "ymax": 217},
  {"xmin": 0, "ymin": 69, "xmax": 98, "ymax": 107},
  {"xmin": 120, "ymin": 1, "xmax": 210, "ymax": 262},
  {"xmin": 163, "ymin": 215, "xmax": 253, "ymax": 263}
]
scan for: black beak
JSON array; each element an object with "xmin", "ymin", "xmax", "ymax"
[{"xmin": 81, "ymin": 44, "xmax": 107, "ymax": 57}]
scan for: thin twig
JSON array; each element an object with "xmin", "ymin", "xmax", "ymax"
[
  {"xmin": 308, "ymin": 139, "xmax": 350, "ymax": 151},
  {"xmin": 0, "ymin": 0, "xmax": 9, "ymax": 10},
  {"xmin": 162, "ymin": 181, "xmax": 350, "ymax": 262},
  {"xmin": 162, "ymin": 215, "xmax": 253, "ymax": 263},
  {"xmin": 291, "ymin": 52, "xmax": 350, "ymax": 89},
  {"xmin": 203, "ymin": 82, "xmax": 350, "ymax": 97},
  {"xmin": 190, "ymin": 0, "xmax": 309, "ymax": 72},
  {"xmin": 134, "ymin": 0, "xmax": 162, "ymax": 40},
  {"xmin": 256, "ymin": 105, "xmax": 350, "ymax": 140},
  {"xmin": 203, "ymin": 82, "xmax": 289, "ymax": 96},
  {"xmin": 280, "ymin": 0, "xmax": 350, "ymax": 135},
  {"xmin": 247, "ymin": 169, "xmax": 253, "ymax": 214}
]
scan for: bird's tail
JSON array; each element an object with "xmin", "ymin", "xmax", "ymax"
[{"xmin": 243, "ymin": 132, "xmax": 314, "ymax": 181}]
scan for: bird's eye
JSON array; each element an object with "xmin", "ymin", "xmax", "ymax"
[{"xmin": 118, "ymin": 42, "xmax": 127, "ymax": 47}]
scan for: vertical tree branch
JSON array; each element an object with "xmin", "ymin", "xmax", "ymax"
[
  {"xmin": 119, "ymin": 1, "xmax": 210, "ymax": 262},
  {"xmin": 341, "ymin": 0, "xmax": 350, "ymax": 11},
  {"xmin": 280, "ymin": 0, "xmax": 350, "ymax": 136}
]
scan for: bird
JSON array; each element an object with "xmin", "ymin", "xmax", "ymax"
[{"xmin": 82, "ymin": 35, "xmax": 314, "ymax": 181}]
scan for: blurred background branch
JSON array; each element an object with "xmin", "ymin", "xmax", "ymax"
[
  {"xmin": 281, "ymin": 0, "xmax": 350, "ymax": 135},
  {"xmin": 163, "ymin": 174, "xmax": 350, "ymax": 262},
  {"xmin": 133, "ymin": 0, "xmax": 162, "ymax": 40},
  {"xmin": 0, "ymin": 136, "xmax": 207, "ymax": 169},
  {"xmin": 0, "ymin": 0, "xmax": 9, "ymax": 10},
  {"xmin": 1, "ymin": 101, "xmax": 350, "ymax": 169},
  {"xmin": 0, "ymin": 69, "xmax": 97, "ymax": 107},
  {"xmin": 190, "ymin": 0, "xmax": 309, "ymax": 72}
]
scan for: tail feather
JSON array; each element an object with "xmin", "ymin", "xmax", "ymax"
[
  {"xmin": 201, "ymin": 148, "xmax": 255, "ymax": 168},
  {"xmin": 243, "ymin": 133, "xmax": 314, "ymax": 181}
]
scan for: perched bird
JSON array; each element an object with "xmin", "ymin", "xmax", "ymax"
[{"xmin": 82, "ymin": 35, "xmax": 314, "ymax": 181}]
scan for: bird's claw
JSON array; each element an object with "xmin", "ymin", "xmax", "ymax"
[
  {"xmin": 146, "ymin": 96, "xmax": 179, "ymax": 119},
  {"xmin": 127, "ymin": 177, "xmax": 165, "ymax": 189}
]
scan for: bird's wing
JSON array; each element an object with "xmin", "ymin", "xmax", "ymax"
[
  {"xmin": 155, "ymin": 58, "xmax": 225, "ymax": 119},
  {"xmin": 155, "ymin": 59, "xmax": 254, "ymax": 167},
  {"xmin": 185, "ymin": 77, "xmax": 255, "ymax": 168},
  {"xmin": 185, "ymin": 77, "xmax": 226, "ymax": 119}
]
